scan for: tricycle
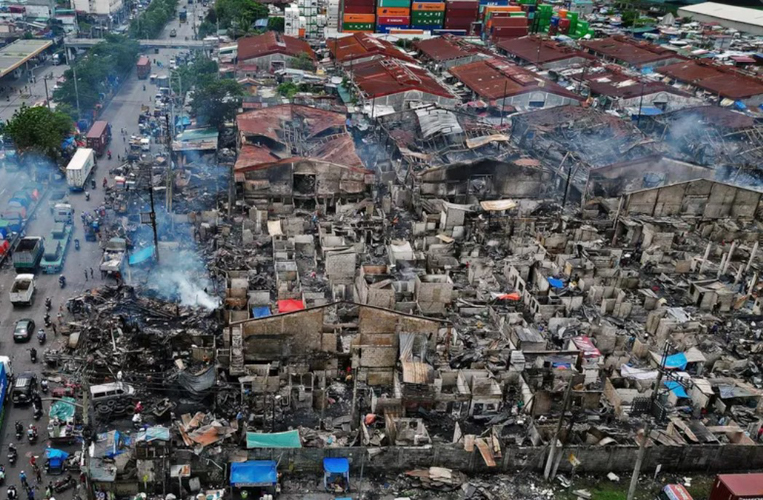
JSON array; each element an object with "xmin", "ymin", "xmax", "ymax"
[{"xmin": 74, "ymin": 239, "xmax": 80, "ymax": 250}]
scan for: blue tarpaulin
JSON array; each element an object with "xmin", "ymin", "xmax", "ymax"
[
  {"xmin": 135, "ymin": 426, "xmax": 171, "ymax": 443},
  {"xmin": 323, "ymin": 458, "xmax": 349, "ymax": 474},
  {"xmin": 665, "ymin": 381, "xmax": 688, "ymax": 398},
  {"xmin": 230, "ymin": 461, "xmax": 277, "ymax": 487},
  {"xmin": 45, "ymin": 448, "xmax": 69, "ymax": 467},
  {"xmin": 664, "ymin": 352, "xmax": 687, "ymax": 370},
  {"xmin": 246, "ymin": 430, "xmax": 301, "ymax": 449},
  {"xmin": 735, "ymin": 101, "xmax": 747, "ymax": 111},
  {"xmin": 547, "ymin": 277, "xmax": 564, "ymax": 288},
  {"xmin": 252, "ymin": 306, "xmax": 271, "ymax": 318},
  {"xmin": 128, "ymin": 246, "xmax": 155, "ymax": 265}
]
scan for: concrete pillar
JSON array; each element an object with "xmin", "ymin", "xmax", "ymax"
[
  {"xmin": 718, "ymin": 253, "xmax": 727, "ymax": 279},
  {"xmin": 723, "ymin": 241, "xmax": 737, "ymax": 274},
  {"xmin": 747, "ymin": 241, "xmax": 759, "ymax": 273},
  {"xmin": 699, "ymin": 242, "xmax": 712, "ymax": 274}
]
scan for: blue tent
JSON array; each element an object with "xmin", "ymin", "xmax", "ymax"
[
  {"xmin": 128, "ymin": 246, "xmax": 155, "ymax": 266},
  {"xmin": 323, "ymin": 458, "xmax": 349, "ymax": 492},
  {"xmin": 45, "ymin": 448, "xmax": 70, "ymax": 470},
  {"xmin": 230, "ymin": 461, "xmax": 277, "ymax": 487},
  {"xmin": 547, "ymin": 277, "xmax": 564, "ymax": 288},
  {"xmin": 252, "ymin": 306, "xmax": 271, "ymax": 318},
  {"xmin": 664, "ymin": 352, "xmax": 687, "ymax": 370},
  {"xmin": 664, "ymin": 381, "xmax": 688, "ymax": 398}
]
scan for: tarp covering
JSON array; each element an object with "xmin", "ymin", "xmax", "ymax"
[
  {"xmin": 49, "ymin": 397, "xmax": 76, "ymax": 420},
  {"xmin": 177, "ymin": 365, "xmax": 216, "ymax": 397},
  {"xmin": 135, "ymin": 426, "xmax": 171, "ymax": 443},
  {"xmin": 277, "ymin": 299, "xmax": 305, "ymax": 313},
  {"xmin": 45, "ymin": 448, "xmax": 69, "ymax": 465},
  {"xmin": 621, "ymin": 365, "xmax": 658, "ymax": 380},
  {"xmin": 128, "ymin": 245, "xmax": 155, "ymax": 265},
  {"xmin": 664, "ymin": 352, "xmax": 687, "ymax": 370},
  {"xmin": 252, "ymin": 306, "xmax": 271, "ymax": 318},
  {"xmin": 246, "ymin": 430, "xmax": 302, "ymax": 449},
  {"xmin": 230, "ymin": 461, "xmax": 277, "ymax": 487},
  {"xmin": 665, "ymin": 381, "xmax": 688, "ymax": 398},
  {"xmin": 547, "ymin": 277, "xmax": 564, "ymax": 288},
  {"xmin": 91, "ymin": 430, "xmax": 124, "ymax": 458},
  {"xmin": 490, "ymin": 292, "xmax": 521, "ymax": 301},
  {"xmin": 323, "ymin": 458, "xmax": 349, "ymax": 474}
]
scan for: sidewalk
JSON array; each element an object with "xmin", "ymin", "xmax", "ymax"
[{"xmin": 0, "ymin": 61, "xmax": 69, "ymax": 122}]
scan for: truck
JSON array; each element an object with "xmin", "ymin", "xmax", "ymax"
[
  {"xmin": 658, "ymin": 485, "xmax": 693, "ymax": 500},
  {"xmin": 137, "ymin": 55, "xmax": 151, "ymax": 80},
  {"xmin": 66, "ymin": 148, "xmax": 95, "ymax": 191},
  {"xmin": 10, "ymin": 274, "xmax": 35, "ymax": 306},
  {"xmin": 40, "ymin": 223, "xmax": 72, "ymax": 274},
  {"xmin": 709, "ymin": 474, "xmax": 763, "ymax": 500},
  {"xmin": 179, "ymin": 9, "xmax": 187, "ymax": 22},
  {"xmin": 86, "ymin": 121, "xmax": 111, "ymax": 156},
  {"xmin": 100, "ymin": 237, "xmax": 127, "ymax": 276},
  {"xmin": 12, "ymin": 237, "xmax": 44, "ymax": 272}
]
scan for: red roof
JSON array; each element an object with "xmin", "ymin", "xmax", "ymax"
[
  {"xmin": 717, "ymin": 474, "xmax": 763, "ymax": 497},
  {"xmin": 497, "ymin": 35, "xmax": 594, "ymax": 66},
  {"xmin": 657, "ymin": 60, "xmax": 763, "ymax": 100},
  {"xmin": 86, "ymin": 120, "xmax": 109, "ymax": 139},
  {"xmin": 415, "ymin": 35, "xmax": 484, "ymax": 62},
  {"xmin": 235, "ymin": 144, "xmax": 279, "ymax": 171},
  {"xmin": 237, "ymin": 32, "xmax": 315, "ymax": 62},
  {"xmin": 352, "ymin": 58, "xmax": 455, "ymax": 100},
  {"xmin": 449, "ymin": 58, "xmax": 581, "ymax": 101},
  {"xmin": 584, "ymin": 69, "xmax": 690, "ymax": 99},
  {"xmin": 581, "ymin": 36, "xmax": 683, "ymax": 66},
  {"xmin": 237, "ymin": 104, "xmax": 346, "ymax": 142},
  {"xmin": 329, "ymin": 32, "xmax": 415, "ymax": 64}
]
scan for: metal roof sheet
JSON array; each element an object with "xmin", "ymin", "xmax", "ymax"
[{"xmin": 238, "ymin": 32, "xmax": 314, "ymax": 62}]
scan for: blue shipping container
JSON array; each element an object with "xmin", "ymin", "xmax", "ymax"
[
  {"xmin": 376, "ymin": 23, "xmax": 411, "ymax": 32},
  {"xmin": 479, "ymin": 0, "xmax": 509, "ymax": 4}
]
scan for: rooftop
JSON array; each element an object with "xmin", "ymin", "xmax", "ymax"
[
  {"xmin": 657, "ymin": 60, "xmax": 763, "ymax": 100},
  {"xmin": 415, "ymin": 35, "xmax": 484, "ymax": 63},
  {"xmin": 329, "ymin": 32, "xmax": 415, "ymax": 65},
  {"xmin": 584, "ymin": 69, "xmax": 690, "ymax": 99},
  {"xmin": 449, "ymin": 58, "xmax": 580, "ymax": 101},
  {"xmin": 678, "ymin": 2, "xmax": 763, "ymax": 29},
  {"xmin": 236, "ymin": 104, "xmax": 347, "ymax": 142},
  {"xmin": 0, "ymin": 39, "xmax": 52, "ymax": 78},
  {"xmin": 237, "ymin": 32, "xmax": 314, "ymax": 62},
  {"xmin": 352, "ymin": 59, "xmax": 455, "ymax": 100},
  {"xmin": 497, "ymin": 36, "xmax": 594, "ymax": 66},
  {"xmin": 581, "ymin": 36, "xmax": 683, "ymax": 66}
]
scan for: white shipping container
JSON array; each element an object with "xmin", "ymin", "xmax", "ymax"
[{"xmin": 66, "ymin": 148, "xmax": 95, "ymax": 191}]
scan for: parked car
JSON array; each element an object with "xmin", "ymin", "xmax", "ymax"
[
  {"xmin": 170, "ymin": 29, "xmax": 177, "ymax": 37},
  {"xmin": 13, "ymin": 318, "xmax": 35, "ymax": 342},
  {"xmin": 12, "ymin": 372, "xmax": 37, "ymax": 404}
]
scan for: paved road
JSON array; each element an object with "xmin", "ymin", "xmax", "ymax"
[{"xmin": 0, "ymin": 6, "xmax": 202, "ymax": 496}]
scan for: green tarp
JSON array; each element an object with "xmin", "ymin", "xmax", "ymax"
[
  {"xmin": 49, "ymin": 397, "xmax": 76, "ymax": 420},
  {"xmin": 246, "ymin": 430, "xmax": 301, "ymax": 449}
]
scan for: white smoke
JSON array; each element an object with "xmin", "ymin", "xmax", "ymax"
[{"xmin": 147, "ymin": 249, "xmax": 221, "ymax": 310}]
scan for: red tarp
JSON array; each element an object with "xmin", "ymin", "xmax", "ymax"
[
  {"xmin": 0, "ymin": 240, "xmax": 9, "ymax": 255},
  {"xmin": 278, "ymin": 299, "xmax": 305, "ymax": 313}
]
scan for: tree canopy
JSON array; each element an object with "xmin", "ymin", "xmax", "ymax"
[
  {"xmin": 198, "ymin": 0, "xmax": 267, "ymax": 37},
  {"xmin": 171, "ymin": 57, "xmax": 219, "ymax": 94},
  {"xmin": 190, "ymin": 79, "xmax": 244, "ymax": 131},
  {"xmin": 5, "ymin": 105, "xmax": 73, "ymax": 160},
  {"xmin": 129, "ymin": 0, "xmax": 180, "ymax": 38}
]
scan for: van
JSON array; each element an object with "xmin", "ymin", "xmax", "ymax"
[
  {"xmin": 53, "ymin": 203, "xmax": 73, "ymax": 223},
  {"xmin": 89, "ymin": 382, "xmax": 135, "ymax": 404},
  {"xmin": 0, "ymin": 355, "xmax": 14, "ymax": 381}
]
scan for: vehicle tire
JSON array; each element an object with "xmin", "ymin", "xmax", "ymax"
[
  {"xmin": 106, "ymin": 399, "xmax": 117, "ymax": 408},
  {"xmin": 124, "ymin": 404, "xmax": 135, "ymax": 414}
]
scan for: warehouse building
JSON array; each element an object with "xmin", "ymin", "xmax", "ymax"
[{"xmin": 677, "ymin": 2, "xmax": 763, "ymax": 36}]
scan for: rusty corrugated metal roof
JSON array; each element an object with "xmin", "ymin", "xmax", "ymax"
[
  {"xmin": 329, "ymin": 32, "xmax": 415, "ymax": 64},
  {"xmin": 238, "ymin": 32, "xmax": 315, "ymax": 62},
  {"xmin": 236, "ymin": 104, "xmax": 346, "ymax": 142},
  {"xmin": 657, "ymin": 60, "xmax": 763, "ymax": 100},
  {"xmin": 581, "ymin": 36, "xmax": 683, "ymax": 66},
  {"xmin": 416, "ymin": 35, "xmax": 477, "ymax": 62},
  {"xmin": 497, "ymin": 35, "xmax": 594, "ymax": 65},
  {"xmin": 352, "ymin": 58, "xmax": 454, "ymax": 100}
]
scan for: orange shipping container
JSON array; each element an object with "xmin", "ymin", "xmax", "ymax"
[
  {"xmin": 412, "ymin": 2, "xmax": 445, "ymax": 11},
  {"xmin": 377, "ymin": 7, "xmax": 410, "ymax": 16},
  {"xmin": 343, "ymin": 13, "xmax": 375, "ymax": 22}
]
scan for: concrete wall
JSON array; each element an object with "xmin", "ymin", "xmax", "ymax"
[{"xmin": 243, "ymin": 442, "xmax": 763, "ymax": 474}]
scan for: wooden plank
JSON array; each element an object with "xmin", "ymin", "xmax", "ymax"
[
  {"xmin": 464, "ymin": 434, "xmax": 475, "ymax": 452},
  {"xmin": 475, "ymin": 438, "xmax": 497, "ymax": 467},
  {"xmin": 670, "ymin": 417, "xmax": 698, "ymax": 443}
]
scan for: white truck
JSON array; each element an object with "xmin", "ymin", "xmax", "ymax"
[
  {"xmin": 10, "ymin": 274, "xmax": 35, "ymax": 306},
  {"xmin": 100, "ymin": 237, "xmax": 127, "ymax": 275},
  {"xmin": 66, "ymin": 148, "xmax": 95, "ymax": 191}
]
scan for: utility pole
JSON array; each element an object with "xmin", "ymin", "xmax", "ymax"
[
  {"xmin": 627, "ymin": 421, "xmax": 652, "ymax": 500},
  {"xmin": 43, "ymin": 74, "xmax": 51, "ymax": 110},
  {"xmin": 72, "ymin": 62, "xmax": 82, "ymax": 120},
  {"xmin": 142, "ymin": 181, "xmax": 161, "ymax": 263},
  {"xmin": 544, "ymin": 377, "xmax": 574, "ymax": 480},
  {"xmin": 500, "ymin": 77, "xmax": 508, "ymax": 128},
  {"xmin": 165, "ymin": 113, "xmax": 173, "ymax": 212}
]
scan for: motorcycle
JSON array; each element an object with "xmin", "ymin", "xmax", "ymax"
[
  {"xmin": 7, "ymin": 447, "xmax": 16, "ymax": 466},
  {"xmin": 6, "ymin": 485, "xmax": 16, "ymax": 500},
  {"xmin": 37, "ymin": 329, "xmax": 45, "ymax": 345},
  {"xmin": 85, "ymin": 192, "xmax": 90, "ymax": 201},
  {"xmin": 14, "ymin": 423, "xmax": 22, "ymax": 441},
  {"xmin": 29, "ymin": 348, "xmax": 37, "ymax": 364},
  {"xmin": 107, "ymin": 152, "xmax": 112, "ymax": 160},
  {"xmin": 0, "ymin": 465, "xmax": 5, "ymax": 485},
  {"xmin": 27, "ymin": 428, "xmax": 37, "ymax": 445},
  {"xmin": 74, "ymin": 239, "xmax": 80, "ymax": 251},
  {"xmin": 45, "ymin": 297, "xmax": 51, "ymax": 311},
  {"xmin": 41, "ymin": 380, "xmax": 48, "ymax": 394},
  {"xmin": 32, "ymin": 404, "xmax": 42, "ymax": 421},
  {"xmin": 91, "ymin": 178, "xmax": 96, "ymax": 189},
  {"xmin": 59, "ymin": 276, "xmax": 66, "ymax": 288},
  {"xmin": 53, "ymin": 476, "xmax": 75, "ymax": 493},
  {"xmin": 44, "ymin": 313, "xmax": 51, "ymax": 328}
]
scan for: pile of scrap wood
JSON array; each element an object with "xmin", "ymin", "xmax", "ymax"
[{"xmin": 404, "ymin": 467, "xmax": 467, "ymax": 491}]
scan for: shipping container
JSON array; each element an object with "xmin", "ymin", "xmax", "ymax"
[
  {"xmin": 343, "ymin": 13, "xmax": 375, "ymax": 22},
  {"xmin": 345, "ymin": 4, "xmax": 376, "ymax": 13},
  {"xmin": 344, "ymin": 0, "xmax": 375, "ymax": 6},
  {"xmin": 377, "ymin": 0, "xmax": 411, "ymax": 7},
  {"xmin": 342, "ymin": 29, "xmax": 375, "ymax": 33},
  {"xmin": 412, "ymin": 2, "xmax": 445, "ymax": 10},
  {"xmin": 411, "ymin": 23, "xmax": 442, "ymax": 28},
  {"xmin": 709, "ymin": 474, "xmax": 763, "ymax": 500},
  {"xmin": 85, "ymin": 120, "xmax": 111, "ymax": 156},
  {"xmin": 136, "ymin": 56, "xmax": 151, "ymax": 80},
  {"xmin": 377, "ymin": 7, "xmax": 410, "ymax": 15},
  {"xmin": 376, "ymin": 23, "xmax": 411, "ymax": 32},
  {"xmin": 343, "ymin": 22, "xmax": 375, "ymax": 29},
  {"xmin": 377, "ymin": 15, "xmax": 410, "ymax": 24},
  {"xmin": 433, "ymin": 28, "xmax": 467, "ymax": 34}
]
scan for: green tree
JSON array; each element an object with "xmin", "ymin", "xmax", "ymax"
[
  {"xmin": 277, "ymin": 82, "xmax": 298, "ymax": 98},
  {"xmin": 290, "ymin": 52, "xmax": 314, "ymax": 71},
  {"xmin": 267, "ymin": 17, "xmax": 284, "ymax": 32},
  {"xmin": 190, "ymin": 79, "xmax": 244, "ymax": 130},
  {"xmin": 172, "ymin": 57, "xmax": 218, "ymax": 94},
  {"xmin": 213, "ymin": 0, "xmax": 267, "ymax": 33},
  {"xmin": 129, "ymin": 0, "xmax": 179, "ymax": 38},
  {"xmin": 5, "ymin": 105, "xmax": 72, "ymax": 160}
]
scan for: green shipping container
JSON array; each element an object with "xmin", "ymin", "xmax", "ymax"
[
  {"xmin": 377, "ymin": 0, "xmax": 411, "ymax": 7},
  {"xmin": 412, "ymin": 10, "xmax": 444, "ymax": 19},
  {"xmin": 343, "ymin": 22, "xmax": 374, "ymax": 30}
]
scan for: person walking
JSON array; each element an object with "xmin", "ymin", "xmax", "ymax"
[
  {"xmin": 89, "ymin": 268, "xmax": 94, "ymax": 279},
  {"xmin": 84, "ymin": 269, "xmax": 88, "ymax": 282}
]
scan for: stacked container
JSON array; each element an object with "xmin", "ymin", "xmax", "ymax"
[
  {"xmin": 376, "ymin": 0, "xmax": 411, "ymax": 31},
  {"xmin": 490, "ymin": 16, "xmax": 528, "ymax": 40},
  {"xmin": 535, "ymin": 3, "xmax": 552, "ymax": 33},
  {"xmin": 411, "ymin": 2, "xmax": 445, "ymax": 29},
  {"xmin": 444, "ymin": 0, "xmax": 478, "ymax": 32},
  {"xmin": 343, "ymin": 0, "xmax": 377, "ymax": 31}
]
